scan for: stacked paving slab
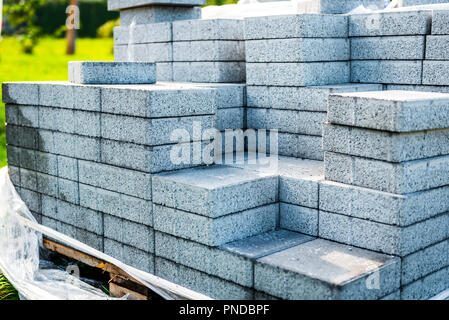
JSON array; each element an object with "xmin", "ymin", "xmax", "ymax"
[{"xmin": 4, "ymin": 0, "xmax": 449, "ymax": 300}]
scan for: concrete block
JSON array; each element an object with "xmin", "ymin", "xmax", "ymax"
[
  {"xmin": 53, "ymin": 132, "xmax": 100, "ymax": 162},
  {"xmin": 246, "ymin": 62, "xmax": 350, "ymax": 86},
  {"xmin": 153, "ymin": 165, "xmax": 278, "ymax": 218},
  {"xmin": 6, "ymin": 125, "xmax": 38, "ymax": 150},
  {"xmin": 38, "ymin": 82, "xmax": 75, "ymax": 109},
  {"xmin": 16, "ymin": 105, "xmax": 39, "ymax": 128},
  {"xmin": 19, "ymin": 148, "xmax": 36, "ymax": 171},
  {"xmin": 319, "ymin": 180, "xmax": 449, "ymax": 226},
  {"xmin": 247, "ymin": 108, "xmax": 300, "ymax": 134},
  {"xmin": 101, "ymin": 113, "xmax": 216, "ymax": 146},
  {"xmin": 402, "ymin": 239, "xmax": 449, "ymax": 286},
  {"xmin": 41, "ymin": 216, "xmax": 103, "ymax": 251},
  {"xmin": 74, "ymin": 111, "xmax": 101, "ymax": 137},
  {"xmin": 156, "ymin": 62, "xmax": 174, "ymax": 81},
  {"xmin": 173, "ymin": 19, "xmax": 244, "ymax": 41},
  {"xmin": 328, "ymin": 90, "xmax": 449, "ymax": 132},
  {"xmin": 244, "ymin": 14, "xmax": 348, "ymax": 40},
  {"xmin": 217, "ymin": 108, "xmax": 244, "ymax": 131},
  {"xmin": 58, "ymin": 178, "xmax": 79, "ymax": 204},
  {"xmin": 79, "ymin": 184, "xmax": 152, "ymax": 226},
  {"xmin": 120, "ymin": 6, "xmax": 201, "ymax": 25},
  {"xmin": 432, "ymin": 10, "xmax": 449, "ymax": 35},
  {"xmin": 255, "ymin": 238, "xmax": 400, "ymax": 300},
  {"xmin": 351, "ymin": 36, "xmax": 425, "ymax": 60},
  {"xmin": 150, "ymin": 140, "xmax": 217, "ymax": 173},
  {"xmin": 401, "ymin": 266, "xmax": 449, "ymax": 300},
  {"xmin": 246, "ymin": 83, "xmax": 382, "ymax": 112},
  {"xmin": 315, "ymin": 0, "xmax": 384, "ymax": 13},
  {"xmin": 119, "ymin": 43, "xmax": 173, "ymax": 62},
  {"xmin": 2, "ymin": 82, "xmax": 39, "ymax": 105},
  {"xmin": 324, "ymin": 152, "xmax": 449, "ymax": 194},
  {"xmin": 348, "ymin": 10, "xmax": 431, "ymax": 37},
  {"xmin": 279, "ymin": 203, "xmax": 319, "ymax": 236},
  {"xmin": 100, "ymin": 139, "xmax": 151, "ymax": 172},
  {"xmin": 100, "ymin": 83, "xmax": 217, "ymax": 118},
  {"xmin": 104, "ymin": 214, "xmax": 154, "ymax": 253},
  {"xmin": 18, "ymin": 188, "xmax": 41, "ymax": 213},
  {"xmin": 113, "ymin": 22, "xmax": 172, "ymax": 45},
  {"xmin": 246, "ymin": 38, "xmax": 349, "ymax": 63},
  {"xmin": 351, "ymin": 60, "xmax": 422, "ymax": 84},
  {"xmin": 153, "ymin": 203, "xmax": 278, "ymax": 246},
  {"xmin": 298, "ymin": 135, "xmax": 323, "ymax": 161},
  {"xmin": 173, "ymin": 40, "xmax": 245, "ymax": 62},
  {"xmin": 68, "ymin": 61, "xmax": 156, "ymax": 85},
  {"xmin": 380, "ymin": 290, "xmax": 400, "ymax": 300},
  {"xmin": 5, "ymin": 104, "xmax": 18, "ymax": 125},
  {"xmin": 173, "ymin": 62, "xmax": 246, "ymax": 82},
  {"xmin": 387, "ymin": 84, "xmax": 449, "ymax": 93},
  {"xmin": 279, "ymin": 157, "xmax": 323, "ymax": 208},
  {"xmin": 78, "ymin": 160, "xmax": 152, "ymax": 200},
  {"xmin": 104, "ymin": 238, "xmax": 154, "ymax": 274},
  {"xmin": 425, "ymin": 35, "xmax": 449, "ymax": 60},
  {"xmin": 423, "ymin": 61, "xmax": 449, "ymax": 86},
  {"xmin": 36, "ymin": 130, "xmax": 54, "ymax": 154},
  {"xmin": 155, "ymin": 257, "xmax": 253, "ymax": 300},
  {"xmin": 57, "ymin": 156, "xmax": 78, "ymax": 181},
  {"xmin": 248, "ymin": 132, "xmax": 299, "ymax": 158},
  {"xmin": 20, "ymin": 168, "xmax": 38, "ymax": 191},
  {"xmin": 108, "ymin": 0, "xmax": 206, "ymax": 11},
  {"xmin": 155, "ymin": 232, "xmax": 253, "ymax": 287},
  {"xmin": 298, "ymin": 111, "xmax": 326, "ymax": 136},
  {"xmin": 319, "ymin": 210, "xmax": 449, "ymax": 256},
  {"xmin": 8, "ymin": 166, "xmax": 21, "ymax": 187},
  {"xmin": 37, "ymin": 172, "xmax": 58, "ymax": 197},
  {"xmin": 6, "ymin": 145, "xmax": 20, "ymax": 167},
  {"xmin": 323, "ymin": 123, "xmax": 449, "ymax": 162},
  {"xmin": 221, "ymin": 229, "xmax": 313, "ymax": 260}
]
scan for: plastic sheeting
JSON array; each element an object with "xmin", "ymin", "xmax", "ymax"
[{"xmin": 0, "ymin": 167, "xmax": 211, "ymax": 300}]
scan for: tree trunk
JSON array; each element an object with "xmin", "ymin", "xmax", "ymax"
[{"xmin": 66, "ymin": 0, "xmax": 79, "ymax": 55}]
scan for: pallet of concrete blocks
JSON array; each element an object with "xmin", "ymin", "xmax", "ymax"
[
  {"xmin": 321, "ymin": 90, "xmax": 449, "ymax": 299},
  {"xmin": 349, "ymin": 7, "xmax": 434, "ymax": 85},
  {"xmin": 171, "ymin": 19, "xmax": 246, "ymax": 83},
  {"xmin": 3, "ymin": 80, "xmax": 219, "ymax": 273}
]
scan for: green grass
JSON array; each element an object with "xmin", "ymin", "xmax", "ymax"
[
  {"xmin": 0, "ymin": 37, "xmax": 114, "ymax": 168},
  {"xmin": 0, "ymin": 274, "xmax": 19, "ymax": 300}
]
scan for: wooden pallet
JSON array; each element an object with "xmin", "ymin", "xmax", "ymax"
[{"xmin": 42, "ymin": 238, "xmax": 154, "ymax": 300}]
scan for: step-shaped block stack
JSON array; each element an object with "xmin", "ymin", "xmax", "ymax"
[
  {"xmin": 171, "ymin": 19, "xmax": 246, "ymax": 83},
  {"xmin": 3, "ymin": 81, "xmax": 218, "ymax": 273},
  {"xmin": 151, "ymin": 155, "xmax": 401, "ymax": 299},
  {"xmin": 322, "ymin": 90, "xmax": 449, "ymax": 299},
  {"xmin": 244, "ymin": 14, "xmax": 353, "ymax": 161}
]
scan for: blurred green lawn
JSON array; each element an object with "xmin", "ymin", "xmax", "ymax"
[{"xmin": 0, "ymin": 37, "xmax": 114, "ymax": 168}]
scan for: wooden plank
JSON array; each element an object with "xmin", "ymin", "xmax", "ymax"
[
  {"xmin": 42, "ymin": 238, "xmax": 141, "ymax": 285},
  {"xmin": 109, "ymin": 283, "xmax": 148, "ymax": 300}
]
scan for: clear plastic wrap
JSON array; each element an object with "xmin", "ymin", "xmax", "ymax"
[{"xmin": 0, "ymin": 167, "xmax": 211, "ymax": 300}]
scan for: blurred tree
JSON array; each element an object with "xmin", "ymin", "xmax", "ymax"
[{"xmin": 3, "ymin": 0, "xmax": 47, "ymax": 53}]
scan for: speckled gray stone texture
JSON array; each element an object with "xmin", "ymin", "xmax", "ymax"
[
  {"xmin": 152, "ymin": 165, "xmax": 278, "ymax": 217},
  {"xmin": 153, "ymin": 203, "xmax": 278, "ymax": 246},
  {"xmin": 68, "ymin": 61, "xmax": 156, "ymax": 84},
  {"xmin": 327, "ymin": 90, "xmax": 449, "ymax": 132},
  {"xmin": 254, "ymin": 238, "xmax": 400, "ymax": 300}
]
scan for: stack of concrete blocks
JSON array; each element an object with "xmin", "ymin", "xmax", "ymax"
[
  {"xmin": 350, "ymin": 6, "xmax": 449, "ymax": 93},
  {"xmin": 244, "ymin": 14, "xmax": 384, "ymax": 161},
  {"xmin": 112, "ymin": 0, "xmax": 204, "ymax": 81},
  {"xmin": 322, "ymin": 90, "xmax": 449, "ymax": 299},
  {"xmin": 151, "ymin": 156, "xmax": 401, "ymax": 299},
  {"xmin": 112, "ymin": 1, "xmax": 246, "ymax": 83},
  {"xmin": 3, "ymin": 80, "xmax": 218, "ymax": 274},
  {"xmin": 171, "ymin": 19, "xmax": 246, "ymax": 83}
]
